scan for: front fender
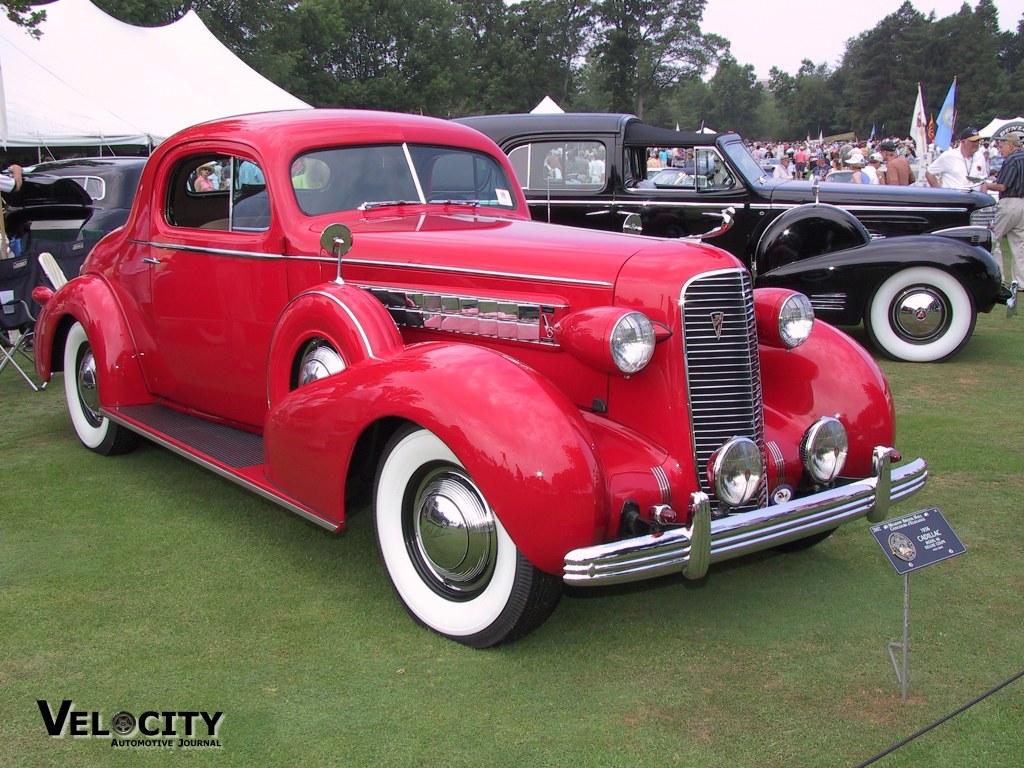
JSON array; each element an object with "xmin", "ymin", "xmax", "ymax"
[
  {"xmin": 761, "ymin": 236, "xmax": 1004, "ymax": 322},
  {"xmin": 264, "ymin": 343, "xmax": 607, "ymax": 574},
  {"xmin": 33, "ymin": 275, "xmax": 150, "ymax": 406},
  {"xmin": 761, "ymin": 320, "xmax": 894, "ymax": 480}
]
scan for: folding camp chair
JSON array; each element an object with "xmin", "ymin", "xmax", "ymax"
[{"xmin": 0, "ymin": 255, "xmax": 46, "ymax": 391}]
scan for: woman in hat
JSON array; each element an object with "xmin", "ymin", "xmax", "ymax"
[{"xmin": 845, "ymin": 152, "xmax": 871, "ymax": 184}]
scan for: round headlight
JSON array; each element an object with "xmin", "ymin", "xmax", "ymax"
[
  {"xmin": 610, "ymin": 312, "xmax": 656, "ymax": 374},
  {"xmin": 800, "ymin": 416, "xmax": 848, "ymax": 483},
  {"xmin": 779, "ymin": 293, "xmax": 814, "ymax": 347},
  {"xmin": 708, "ymin": 437, "xmax": 764, "ymax": 508}
]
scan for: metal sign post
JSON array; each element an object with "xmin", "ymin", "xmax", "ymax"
[
  {"xmin": 887, "ymin": 573, "xmax": 911, "ymax": 701},
  {"xmin": 870, "ymin": 507, "xmax": 966, "ymax": 702}
]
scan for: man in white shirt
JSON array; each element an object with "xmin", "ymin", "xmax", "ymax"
[
  {"xmin": 864, "ymin": 153, "xmax": 883, "ymax": 184},
  {"xmin": 0, "ymin": 164, "xmax": 23, "ymax": 193},
  {"xmin": 773, "ymin": 154, "xmax": 795, "ymax": 181},
  {"xmin": 926, "ymin": 127, "xmax": 989, "ymax": 189}
]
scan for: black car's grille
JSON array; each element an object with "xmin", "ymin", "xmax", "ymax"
[{"xmin": 681, "ymin": 269, "xmax": 766, "ymax": 511}]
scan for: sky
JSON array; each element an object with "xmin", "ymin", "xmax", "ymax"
[{"xmin": 701, "ymin": 0, "xmax": 1024, "ymax": 80}]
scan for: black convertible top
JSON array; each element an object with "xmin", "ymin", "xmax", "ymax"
[
  {"xmin": 456, "ymin": 112, "xmax": 721, "ymax": 148},
  {"xmin": 622, "ymin": 121, "xmax": 719, "ymax": 147}
]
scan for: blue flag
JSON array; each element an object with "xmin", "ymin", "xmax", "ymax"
[
  {"xmin": 870, "ymin": 124, "xmax": 876, "ymax": 141},
  {"xmin": 934, "ymin": 79, "xmax": 957, "ymax": 150}
]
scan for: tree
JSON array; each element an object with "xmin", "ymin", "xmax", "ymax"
[
  {"xmin": 4, "ymin": 2, "xmax": 47, "ymax": 37},
  {"xmin": 591, "ymin": 0, "xmax": 725, "ymax": 118},
  {"xmin": 703, "ymin": 57, "xmax": 764, "ymax": 136}
]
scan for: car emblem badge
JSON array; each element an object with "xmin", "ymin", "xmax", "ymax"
[{"xmin": 710, "ymin": 312, "xmax": 725, "ymax": 340}]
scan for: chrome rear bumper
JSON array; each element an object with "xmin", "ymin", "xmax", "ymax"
[{"xmin": 564, "ymin": 448, "xmax": 927, "ymax": 586}]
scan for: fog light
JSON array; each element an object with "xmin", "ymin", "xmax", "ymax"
[
  {"xmin": 801, "ymin": 416, "xmax": 848, "ymax": 483},
  {"xmin": 707, "ymin": 437, "xmax": 763, "ymax": 507}
]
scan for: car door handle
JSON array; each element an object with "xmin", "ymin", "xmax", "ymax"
[{"xmin": 141, "ymin": 257, "xmax": 161, "ymax": 265}]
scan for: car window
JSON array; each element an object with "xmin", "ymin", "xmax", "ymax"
[
  {"xmin": 291, "ymin": 144, "xmax": 518, "ymax": 214},
  {"xmin": 629, "ymin": 146, "xmax": 735, "ymax": 192},
  {"xmin": 61, "ymin": 175, "xmax": 106, "ymax": 202},
  {"xmin": 507, "ymin": 141, "xmax": 606, "ymax": 190},
  {"xmin": 167, "ymin": 155, "xmax": 268, "ymax": 232}
]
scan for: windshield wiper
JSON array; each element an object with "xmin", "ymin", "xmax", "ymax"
[
  {"xmin": 428, "ymin": 199, "xmax": 481, "ymax": 207},
  {"xmin": 358, "ymin": 200, "xmax": 416, "ymax": 211}
]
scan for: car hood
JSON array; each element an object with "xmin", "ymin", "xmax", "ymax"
[
  {"xmin": 765, "ymin": 178, "xmax": 994, "ymax": 211},
  {"xmin": 323, "ymin": 210, "xmax": 740, "ymax": 289}
]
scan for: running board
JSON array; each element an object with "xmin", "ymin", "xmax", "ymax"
[{"xmin": 105, "ymin": 404, "xmax": 342, "ymax": 533}]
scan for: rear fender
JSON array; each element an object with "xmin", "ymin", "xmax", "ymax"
[
  {"xmin": 33, "ymin": 275, "xmax": 150, "ymax": 406},
  {"xmin": 265, "ymin": 343, "xmax": 607, "ymax": 574},
  {"xmin": 267, "ymin": 283, "xmax": 404, "ymax": 407}
]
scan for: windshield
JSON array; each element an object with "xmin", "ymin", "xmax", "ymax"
[
  {"xmin": 291, "ymin": 143, "xmax": 518, "ymax": 215},
  {"xmin": 722, "ymin": 140, "xmax": 772, "ymax": 185}
]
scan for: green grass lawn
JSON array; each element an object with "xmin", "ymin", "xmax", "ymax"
[{"xmin": 2, "ymin": 309, "xmax": 1022, "ymax": 768}]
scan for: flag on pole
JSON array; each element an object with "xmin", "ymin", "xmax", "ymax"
[
  {"xmin": 869, "ymin": 124, "xmax": 876, "ymax": 142},
  {"xmin": 910, "ymin": 83, "xmax": 928, "ymax": 159},
  {"xmin": 818, "ymin": 129, "xmax": 823, "ymax": 142},
  {"xmin": 934, "ymin": 78, "xmax": 957, "ymax": 150}
]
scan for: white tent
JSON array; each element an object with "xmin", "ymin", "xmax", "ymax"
[
  {"xmin": 0, "ymin": 0, "xmax": 310, "ymax": 149},
  {"xmin": 980, "ymin": 116, "xmax": 1024, "ymax": 138},
  {"xmin": 531, "ymin": 96, "xmax": 564, "ymax": 114}
]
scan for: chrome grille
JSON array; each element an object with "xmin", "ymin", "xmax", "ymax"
[
  {"xmin": 970, "ymin": 205, "xmax": 997, "ymax": 230},
  {"xmin": 681, "ymin": 269, "xmax": 766, "ymax": 511}
]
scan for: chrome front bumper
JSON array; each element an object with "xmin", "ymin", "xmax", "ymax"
[{"xmin": 564, "ymin": 447, "xmax": 928, "ymax": 586}]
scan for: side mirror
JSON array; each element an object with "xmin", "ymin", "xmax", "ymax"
[{"xmin": 320, "ymin": 223, "xmax": 352, "ymax": 283}]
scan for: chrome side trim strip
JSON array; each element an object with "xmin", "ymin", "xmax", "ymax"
[
  {"xmin": 651, "ymin": 465, "xmax": 672, "ymax": 506},
  {"xmin": 102, "ymin": 408, "xmax": 342, "ymax": 533},
  {"xmin": 766, "ymin": 440, "xmax": 785, "ymax": 487},
  {"xmin": 135, "ymin": 239, "xmax": 614, "ymax": 287},
  {"xmin": 563, "ymin": 454, "xmax": 927, "ymax": 585},
  {"xmin": 525, "ymin": 199, "xmax": 971, "ymax": 215},
  {"xmin": 136, "ymin": 240, "xmax": 286, "ymax": 260}
]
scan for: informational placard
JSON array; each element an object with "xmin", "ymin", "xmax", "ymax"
[{"xmin": 870, "ymin": 507, "xmax": 966, "ymax": 575}]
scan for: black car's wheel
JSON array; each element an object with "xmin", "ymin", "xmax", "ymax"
[
  {"xmin": 63, "ymin": 322, "xmax": 137, "ymax": 455},
  {"xmin": 865, "ymin": 267, "xmax": 975, "ymax": 362},
  {"xmin": 374, "ymin": 426, "xmax": 561, "ymax": 648}
]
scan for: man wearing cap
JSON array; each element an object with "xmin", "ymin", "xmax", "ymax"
[
  {"xmin": 864, "ymin": 152, "xmax": 883, "ymax": 184},
  {"xmin": 879, "ymin": 141, "xmax": 915, "ymax": 185},
  {"xmin": 773, "ymin": 153, "xmax": 795, "ymax": 181},
  {"xmin": 982, "ymin": 130, "xmax": 1024, "ymax": 285},
  {"xmin": 926, "ymin": 127, "xmax": 989, "ymax": 189}
]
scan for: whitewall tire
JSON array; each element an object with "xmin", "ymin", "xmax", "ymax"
[
  {"xmin": 63, "ymin": 322, "xmax": 136, "ymax": 455},
  {"xmin": 865, "ymin": 267, "xmax": 975, "ymax": 362},
  {"xmin": 374, "ymin": 426, "xmax": 561, "ymax": 647}
]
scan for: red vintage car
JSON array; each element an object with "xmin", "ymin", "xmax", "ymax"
[{"xmin": 32, "ymin": 110, "xmax": 928, "ymax": 647}]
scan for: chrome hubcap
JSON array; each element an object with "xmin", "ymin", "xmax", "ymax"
[
  {"xmin": 76, "ymin": 348, "xmax": 103, "ymax": 428},
  {"xmin": 296, "ymin": 340, "xmax": 345, "ymax": 387},
  {"xmin": 891, "ymin": 287, "xmax": 949, "ymax": 342},
  {"xmin": 411, "ymin": 468, "xmax": 496, "ymax": 594}
]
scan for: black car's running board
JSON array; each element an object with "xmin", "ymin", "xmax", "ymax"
[{"xmin": 105, "ymin": 403, "xmax": 342, "ymax": 532}]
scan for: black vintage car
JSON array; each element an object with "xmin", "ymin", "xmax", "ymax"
[
  {"xmin": 458, "ymin": 112, "xmax": 1013, "ymax": 362},
  {"xmin": 10, "ymin": 157, "xmax": 147, "ymax": 282},
  {"xmin": 24, "ymin": 156, "xmax": 146, "ymax": 236}
]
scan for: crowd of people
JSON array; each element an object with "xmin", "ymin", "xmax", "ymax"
[{"xmin": 745, "ymin": 128, "xmax": 1010, "ymax": 188}]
